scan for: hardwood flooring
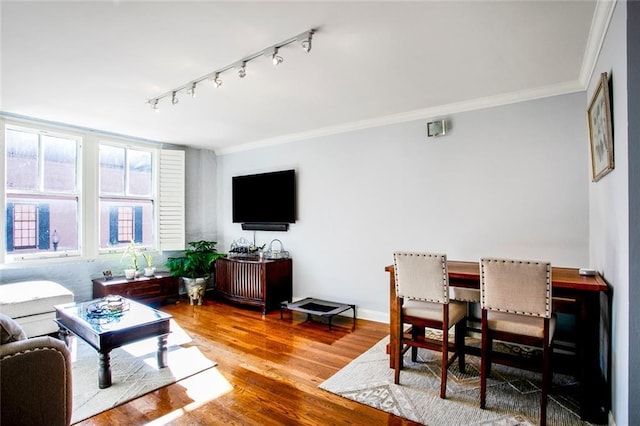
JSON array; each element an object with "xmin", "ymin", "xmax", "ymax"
[{"xmin": 77, "ymin": 298, "xmax": 421, "ymax": 425}]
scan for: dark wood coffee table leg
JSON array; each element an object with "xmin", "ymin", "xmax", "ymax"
[
  {"xmin": 157, "ymin": 334, "xmax": 168, "ymax": 368},
  {"xmin": 56, "ymin": 323, "xmax": 71, "ymax": 347},
  {"xmin": 98, "ymin": 351, "xmax": 112, "ymax": 389}
]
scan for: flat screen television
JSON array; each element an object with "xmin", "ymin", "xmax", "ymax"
[{"xmin": 232, "ymin": 169, "xmax": 296, "ymax": 224}]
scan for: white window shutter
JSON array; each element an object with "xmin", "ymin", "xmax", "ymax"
[{"xmin": 158, "ymin": 149, "xmax": 185, "ymax": 251}]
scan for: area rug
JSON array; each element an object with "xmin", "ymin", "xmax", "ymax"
[
  {"xmin": 320, "ymin": 336, "xmax": 595, "ymax": 426},
  {"xmin": 70, "ymin": 321, "xmax": 216, "ymax": 424}
]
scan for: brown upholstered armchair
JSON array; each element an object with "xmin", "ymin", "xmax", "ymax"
[{"xmin": 0, "ymin": 316, "xmax": 72, "ymax": 426}]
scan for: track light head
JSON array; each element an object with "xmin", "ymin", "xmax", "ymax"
[
  {"xmin": 211, "ymin": 73, "xmax": 222, "ymax": 88},
  {"xmin": 265, "ymin": 47, "xmax": 283, "ymax": 66},
  {"xmin": 149, "ymin": 99, "xmax": 159, "ymax": 112},
  {"xmin": 298, "ymin": 30, "xmax": 314, "ymax": 53},
  {"xmin": 238, "ymin": 62, "xmax": 247, "ymax": 78},
  {"xmin": 186, "ymin": 82, "xmax": 197, "ymax": 97},
  {"xmin": 171, "ymin": 91, "xmax": 179, "ymax": 105}
]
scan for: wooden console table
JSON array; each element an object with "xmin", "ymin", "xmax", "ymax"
[
  {"xmin": 92, "ymin": 272, "xmax": 179, "ymax": 305},
  {"xmin": 386, "ymin": 261, "xmax": 610, "ymax": 423},
  {"xmin": 215, "ymin": 257, "xmax": 292, "ymax": 314}
]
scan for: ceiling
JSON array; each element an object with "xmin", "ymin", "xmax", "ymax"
[{"xmin": 1, "ymin": 1, "xmax": 605, "ymax": 154}]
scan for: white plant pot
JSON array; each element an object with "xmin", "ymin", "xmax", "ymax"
[
  {"xmin": 183, "ymin": 277, "xmax": 207, "ymax": 305},
  {"xmin": 144, "ymin": 267, "xmax": 156, "ymax": 277},
  {"xmin": 124, "ymin": 269, "xmax": 136, "ymax": 279}
]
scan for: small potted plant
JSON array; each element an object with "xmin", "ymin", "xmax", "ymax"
[
  {"xmin": 121, "ymin": 240, "xmax": 141, "ymax": 279},
  {"xmin": 165, "ymin": 240, "xmax": 226, "ymax": 305},
  {"xmin": 143, "ymin": 252, "xmax": 155, "ymax": 277}
]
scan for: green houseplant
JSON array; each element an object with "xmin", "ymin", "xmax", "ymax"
[
  {"xmin": 142, "ymin": 252, "xmax": 155, "ymax": 277},
  {"xmin": 165, "ymin": 240, "xmax": 226, "ymax": 305},
  {"xmin": 121, "ymin": 240, "xmax": 141, "ymax": 279}
]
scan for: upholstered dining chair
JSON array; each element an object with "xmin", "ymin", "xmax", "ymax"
[
  {"xmin": 392, "ymin": 251, "xmax": 468, "ymax": 399},
  {"xmin": 479, "ymin": 257, "xmax": 554, "ymax": 426}
]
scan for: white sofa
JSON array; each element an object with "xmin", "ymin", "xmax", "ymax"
[{"xmin": 0, "ymin": 281, "xmax": 74, "ymax": 337}]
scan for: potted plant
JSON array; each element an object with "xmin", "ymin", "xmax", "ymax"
[
  {"xmin": 142, "ymin": 252, "xmax": 155, "ymax": 277},
  {"xmin": 121, "ymin": 240, "xmax": 141, "ymax": 279},
  {"xmin": 165, "ymin": 240, "xmax": 226, "ymax": 305}
]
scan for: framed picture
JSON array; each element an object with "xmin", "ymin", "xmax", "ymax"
[{"xmin": 587, "ymin": 72, "xmax": 614, "ymax": 182}]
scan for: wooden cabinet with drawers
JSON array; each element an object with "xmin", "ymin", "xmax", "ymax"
[{"xmin": 92, "ymin": 272, "xmax": 179, "ymax": 305}]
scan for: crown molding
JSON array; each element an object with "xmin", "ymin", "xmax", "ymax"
[
  {"xmin": 216, "ymin": 80, "xmax": 585, "ymax": 156},
  {"xmin": 579, "ymin": 0, "xmax": 618, "ymax": 88}
]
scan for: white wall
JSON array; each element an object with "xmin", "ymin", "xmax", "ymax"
[
  {"xmin": 217, "ymin": 92, "xmax": 589, "ymax": 322},
  {"xmin": 185, "ymin": 148, "xmax": 218, "ymax": 243},
  {"xmin": 587, "ymin": 2, "xmax": 629, "ymax": 424}
]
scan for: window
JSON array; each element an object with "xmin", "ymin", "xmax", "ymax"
[
  {"xmin": 12, "ymin": 204, "xmax": 37, "ymax": 249},
  {"xmin": 2, "ymin": 119, "xmax": 184, "ymax": 264},
  {"xmin": 99, "ymin": 142, "xmax": 155, "ymax": 249},
  {"xmin": 5, "ymin": 126, "xmax": 80, "ymax": 258},
  {"xmin": 117, "ymin": 206, "xmax": 134, "ymax": 242}
]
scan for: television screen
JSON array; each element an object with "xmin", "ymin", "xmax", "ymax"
[{"xmin": 232, "ymin": 169, "xmax": 296, "ymax": 224}]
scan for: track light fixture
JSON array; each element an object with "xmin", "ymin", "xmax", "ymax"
[
  {"xmin": 237, "ymin": 62, "xmax": 247, "ymax": 78},
  {"xmin": 266, "ymin": 47, "xmax": 283, "ymax": 66},
  {"xmin": 146, "ymin": 28, "xmax": 316, "ymax": 111},
  {"xmin": 211, "ymin": 72, "xmax": 222, "ymax": 88},
  {"xmin": 186, "ymin": 82, "xmax": 197, "ymax": 97},
  {"xmin": 298, "ymin": 31, "xmax": 313, "ymax": 53}
]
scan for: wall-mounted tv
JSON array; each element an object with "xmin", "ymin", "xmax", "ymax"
[{"xmin": 232, "ymin": 169, "xmax": 296, "ymax": 225}]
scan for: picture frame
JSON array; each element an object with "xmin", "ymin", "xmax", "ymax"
[{"xmin": 587, "ymin": 72, "xmax": 614, "ymax": 182}]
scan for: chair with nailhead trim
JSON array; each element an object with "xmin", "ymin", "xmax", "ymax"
[
  {"xmin": 392, "ymin": 251, "xmax": 468, "ymax": 399},
  {"xmin": 479, "ymin": 257, "xmax": 554, "ymax": 426}
]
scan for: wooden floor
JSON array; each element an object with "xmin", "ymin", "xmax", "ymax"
[{"xmin": 77, "ymin": 297, "xmax": 421, "ymax": 425}]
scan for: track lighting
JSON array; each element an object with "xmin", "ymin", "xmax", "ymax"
[
  {"xmin": 211, "ymin": 73, "xmax": 222, "ymax": 88},
  {"xmin": 186, "ymin": 82, "xmax": 197, "ymax": 97},
  {"xmin": 146, "ymin": 28, "xmax": 316, "ymax": 111},
  {"xmin": 267, "ymin": 47, "xmax": 283, "ymax": 66},
  {"xmin": 298, "ymin": 31, "xmax": 313, "ymax": 53}
]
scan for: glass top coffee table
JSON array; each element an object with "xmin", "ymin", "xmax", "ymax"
[{"xmin": 55, "ymin": 296, "xmax": 172, "ymax": 388}]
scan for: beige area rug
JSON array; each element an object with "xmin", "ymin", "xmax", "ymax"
[
  {"xmin": 70, "ymin": 320, "xmax": 216, "ymax": 424},
  {"xmin": 320, "ymin": 336, "xmax": 596, "ymax": 426}
]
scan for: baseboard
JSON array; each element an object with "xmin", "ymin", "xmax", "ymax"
[{"xmin": 354, "ymin": 308, "xmax": 388, "ymax": 324}]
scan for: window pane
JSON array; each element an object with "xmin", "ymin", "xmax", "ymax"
[
  {"xmin": 128, "ymin": 149, "xmax": 152, "ymax": 196},
  {"xmin": 117, "ymin": 206, "xmax": 134, "ymax": 242},
  {"xmin": 43, "ymin": 135, "xmax": 77, "ymax": 192},
  {"xmin": 99, "ymin": 199, "xmax": 154, "ymax": 248},
  {"xmin": 6, "ymin": 197, "xmax": 79, "ymax": 253},
  {"xmin": 6, "ymin": 129, "xmax": 38, "ymax": 190},
  {"xmin": 99, "ymin": 145, "xmax": 125, "ymax": 195},
  {"xmin": 13, "ymin": 204, "xmax": 36, "ymax": 248}
]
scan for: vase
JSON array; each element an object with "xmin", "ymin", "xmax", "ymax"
[
  {"xmin": 124, "ymin": 269, "xmax": 136, "ymax": 279},
  {"xmin": 143, "ymin": 267, "xmax": 156, "ymax": 277}
]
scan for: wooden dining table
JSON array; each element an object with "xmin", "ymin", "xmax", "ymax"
[{"xmin": 385, "ymin": 261, "xmax": 610, "ymax": 424}]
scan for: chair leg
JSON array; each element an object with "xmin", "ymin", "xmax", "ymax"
[
  {"xmin": 540, "ymin": 320, "xmax": 551, "ymax": 426},
  {"xmin": 480, "ymin": 310, "xmax": 488, "ymax": 409},
  {"xmin": 440, "ymin": 324, "xmax": 448, "ymax": 399},
  {"xmin": 455, "ymin": 320, "xmax": 467, "ymax": 374},
  {"xmin": 394, "ymin": 318, "xmax": 404, "ymax": 384},
  {"xmin": 411, "ymin": 326, "xmax": 424, "ymax": 362}
]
